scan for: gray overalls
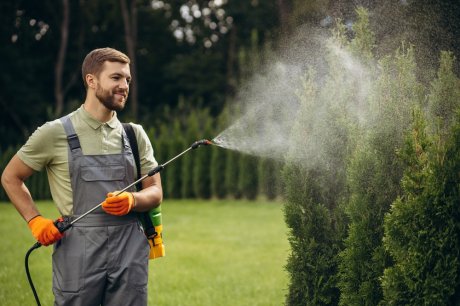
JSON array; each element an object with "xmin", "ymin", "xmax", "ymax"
[{"xmin": 53, "ymin": 116, "xmax": 149, "ymax": 306}]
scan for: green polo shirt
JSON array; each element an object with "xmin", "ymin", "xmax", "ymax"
[{"xmin": 18, "ymin": 105, "xmax": 157, "ymax": 215}]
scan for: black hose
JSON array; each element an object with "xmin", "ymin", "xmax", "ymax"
[{"xmin": 25, "ymin": 242, "xmax": 42, "ymax": 306}]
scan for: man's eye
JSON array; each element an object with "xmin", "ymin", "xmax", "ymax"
[{"xmin": 112, "ymin": 76, "xmax": 120, "ymax": 80}]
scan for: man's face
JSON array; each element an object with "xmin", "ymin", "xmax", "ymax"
[{"xmin": 94, "ymin": 61, "xmax": 131, "ymax": 111}]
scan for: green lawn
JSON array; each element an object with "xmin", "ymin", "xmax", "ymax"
[{"xmin": 0, "ymin": 200, "xmax": 289, "ymax": 306}]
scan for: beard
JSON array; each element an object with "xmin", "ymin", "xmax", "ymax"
[{"xmin": 95, "ymin": 85, "xmax": 128, "ymax": 112}]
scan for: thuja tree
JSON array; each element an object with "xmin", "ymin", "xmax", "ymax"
[
  {"xmin": 151, "ymin": 124, "xmax": 171, "ymax": 198},
  {"xmin": 283, "ymin": 8, "xmax": 380, "ymax": 302},
  {"xmin": 284, "ymin": 70, "xmax": 337, "ymax": 305},
  {"xmin": 165, "ymin": 119, "xmax": 184, "ymax": 199},
  {"xmin": 382, "ymin": 52, "xmax": 460, "ymax": 305},
  {"xmin": 283, "ymin": 7, "xmax": 377, "ymax": 305},
  {"xmin": 338, "ymin": 45, "xmax": 424, "ymax": 304},
  {"xmin": 181, "ymin": 109, "xmax": 200, "ymax": 198},
  {"xmin": 283, "ymin": 62, "xmax": 351, "ymax": 304},
  {"xmin": 193, "ymin": 108, "xmax": 214, "ymax": 199},
  {"xmin": 210, "ymin": 108, "xmax": 229, "ymax": 199},
  {"xmin": 382, "ymin": 109, "xmax": 460, "ymax": 304},
  {"xmin": 258, "ymin": 157, "xmax": 279, "ymax": 200},
  {"xmin": 225, "ymin": 149, "xmax": 241, "ymax": 198},
  {"xmin": 428, "ymin": 51, "xmax": 460, "ymax": 134},
  {"xmin": 210, "ymin": 144, "xmax": 227, "ymax": 199},
  {"xmin": 237, "ymin": 153, "xmax": 259, "ymax": 200}
]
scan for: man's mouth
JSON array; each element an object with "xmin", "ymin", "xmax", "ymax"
[{"xmin": 114, "ymin": 92, "xmax": 127, "ymax": 99}]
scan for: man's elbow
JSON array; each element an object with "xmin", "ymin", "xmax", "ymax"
[
  {"xmin": 1, "ymin": 167, "xmax": 13, "ymax": 190},
  {"xmin": 153, "ymin": 191, "xmax": 163, "ymax": 208}
]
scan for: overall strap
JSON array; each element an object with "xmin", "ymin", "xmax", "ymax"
[
  {"xmin": 122, "ymin": 123, "xmax": 157, "ymax": 238},
  {"xmin": 60, "ymin": 115, "xmax": 81, "ymax": 151},
  {"xmin": 122, "ymin": 123, "xmax": 142, "ymax": 191}
]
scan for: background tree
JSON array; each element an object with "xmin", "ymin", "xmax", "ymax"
[
  {"xmin": 165, "ymin": 119, "xmax": 184, "ymax": 198},
  {"xmin": 258, "ymin": 157, "xmax": 279, "ymax": 201},
  {"xmin": 54, "ymin": 0, "xmax": 70, "ymax": 117},
  {"xmin": 382, "ymin": 52, "xmax": 460, "ymax": 305},
  {"xmin": 120, "ymin": 0, "xmax": 138, "ymax": 119},
  {"xmin": 428, "ymin": 51, "xmax": 460, "ymax": 134},
  {"xmin": 211, "ymin": 108, "xmax": 230, "ymax": 199},
  {"xmin": 192, "ymin": 108, "xmax": 213, "ymax": 199},
  {"xmin": 283, "ymin": 68, "xmax": 342, "ymax": 305}
]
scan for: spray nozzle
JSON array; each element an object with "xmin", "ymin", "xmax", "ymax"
[{"xmin": 191, "ymin": 139, "xmax": 213, "ymax": 149}]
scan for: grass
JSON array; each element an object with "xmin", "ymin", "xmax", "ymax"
[{"xmin": 0, "ymin": 199, "xmax": 290, "ymax": 306}]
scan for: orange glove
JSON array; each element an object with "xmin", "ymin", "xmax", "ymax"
[
  {"xmin": 102, "ymin": 191, "xmax": 135, "ymax": 216},
  {"xmin": 28, "ymin": 215, "xmax": 64, "ymax": 246}
]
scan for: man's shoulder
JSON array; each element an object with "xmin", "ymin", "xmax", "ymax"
[
  {"xmin": 124, "ymin": 122, "xmax": 143, "ymax": 130},
  {"xmin": 123, "ymin": 122, "xmax": 153, "ymax": 153},
  {"xmin": 124, "ymin": 122, "xmax": 148, "ymax": 138},
  {"xmin": 34, "ymin": 118, "xmax": 65, "ymax": 138},
  {"xmin": 34, "ymin": 109, "xmax": 82, "ymax": 141}
]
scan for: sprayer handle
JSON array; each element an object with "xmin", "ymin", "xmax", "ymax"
[
  {"xmin": 148, "ymin": 165, "xmax": 165, "ymax": 177},
  {"xmin": 191, "ymin": 139, "xmax": 212, "ymax": 149},
  {"xmin": 54, "ymin": 217, "xmax": 72, "ymax": 233}
]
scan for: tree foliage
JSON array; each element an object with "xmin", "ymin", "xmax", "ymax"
[
  {"xmin": 283, "ymin": 6, "xmax": 460, "ymax": 305},
  {"xmin": 283, "ymin": 67, "xmax": 344, "ymax": 305},
  {"xmin": 382, "ymin": 52, "xmax": 460, "ymax": 305},
  {"xmin": 338, "ymin": 42, "xmax": 424, "ymax": 306}
]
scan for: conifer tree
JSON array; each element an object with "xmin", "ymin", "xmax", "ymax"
[
  {"xmin": 210, "ymin": 145, "xmax": 227, "ymax": 198},
  {"xmin": 193, "ymin": 109, "xmax": 213, "ymax": 199},
  {"xmin": 166, "ymin": 119, "xmax": 184, "ymax": 198},
  {"xmin": 181, "ymin": 109, "xmax": 200, "ymax": 198},
  {"xmin": 225, "ymin": 150, "xmax": 240, "ymax": 198},
  {"xmin": 211, "ymin": 107, "xmax": 229, "ymax": 199},
  {"xmin": 284, "ymin": 69, "xmax": 342, "ymax": 305},
  {"xmin": 258, "ymin": 157, "xmax": 279, "ymax": 200},
  {"xmin": 338, "ymin": 44, "xmax": 423, "ymax": 305},
  {"xmin": 428, "ymin": 51, "xmax": 460, "ymax": 134},
  {"xmin": 382, "ymin": 51, "xmax": 460, "ymax": 305},
  {"xmin": 237, "ymin": 153, "xmax": 258, "ymax": 200},
  {"xmin": 382, "ymin": 108, "xmax": 460, "ymax": 304},
  {"xmin": 156, "ymin": 124, "xmax": 172, "ymax": 198}
]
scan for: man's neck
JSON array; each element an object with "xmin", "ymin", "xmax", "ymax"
[{"xmin": 83, "ymin": 96, "xmax": 113, "ymax": 123}]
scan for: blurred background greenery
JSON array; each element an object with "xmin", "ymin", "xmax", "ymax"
[{"xmin": 1, "ymin": 0, "xmax": 459, "ymax": 150}]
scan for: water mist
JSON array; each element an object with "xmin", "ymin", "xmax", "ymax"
[{"xmin": 211, "ymin": 27, "xmax": 375, "ymax": 168}]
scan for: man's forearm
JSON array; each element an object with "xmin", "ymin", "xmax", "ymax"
[
  {"xmin": 132, "ymin": 186, "xmax": 163, "ymax": 212},
  {"xmin": 1, "ymin": 154, "xmax": 41, "ymax": 222},
  {"xmin": 1, "ymin": 172, "xmax": 40, "ymax": 222},
  {"xmin": 131, "ymin": 173, "xmax": 163, "ymax": 212}
]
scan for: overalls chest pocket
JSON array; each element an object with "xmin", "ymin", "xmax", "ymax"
[
  {"xmin": 76, "ymin": 156, "xmax": 127, "ymax": 214},
  {"xmin": 81, "ymin": 165, "xmax": 126, "ymax": 182},
  {"xmin": 80, "ymin": 155, "xmax": 126, "ymax": 182}
]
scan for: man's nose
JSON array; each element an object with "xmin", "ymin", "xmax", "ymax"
[{"xmin": 120, "ymin": 79, "xmax": 129, "ymax": 89}]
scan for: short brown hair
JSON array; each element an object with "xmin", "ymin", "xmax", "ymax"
[{"xmin": 81, "ymin": 47, "xmax": 130, "ymax": 89}]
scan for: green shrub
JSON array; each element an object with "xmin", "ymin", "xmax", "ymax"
[
  {"xmin": 382, "ymin": 109, "xmax": 460, "ymax": 304},
  {"xmin": 237, "ymin": 154, "xmax": 258, "ymax": 200}
]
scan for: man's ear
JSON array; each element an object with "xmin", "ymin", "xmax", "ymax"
[{"xmin": 86, "ymin": 74, "xmax": 97, "ymax": 89}]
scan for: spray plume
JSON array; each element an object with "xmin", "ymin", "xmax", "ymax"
[{"xmin": 211, "ymin": 28, "xmax": 375, "ymax": 167}]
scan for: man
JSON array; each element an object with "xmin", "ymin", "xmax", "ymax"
[{"xmin": 1, "ymin": 47, "xmax": 162, "ymax": 305}]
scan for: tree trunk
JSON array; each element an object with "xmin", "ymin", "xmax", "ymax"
[
  {"xmin": 277, "ymin": 0, "xmax": 291, "ymax": 36},
  {"xmin": 54, "ymin": 0, "xmax": 69, "ymax": 117},
  {"xmin": 226, "ymin": 24, "xmax": 237, "ymax": 97},
  {"xmin": 120, "ymin": 0, "xmax": 138, "ymax": 120}
]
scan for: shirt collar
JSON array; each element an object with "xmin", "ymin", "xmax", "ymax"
[{"xmin": 78, "ymin": 105, "xmax": 120, "ymax": 129}]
